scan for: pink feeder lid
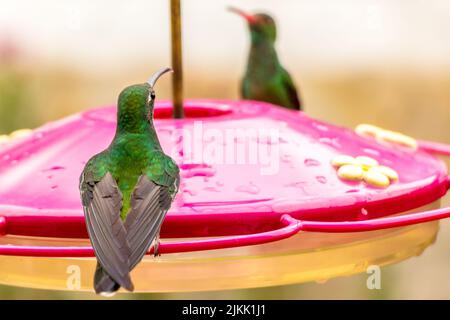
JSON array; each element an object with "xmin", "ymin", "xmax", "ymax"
[{"xmin": 0, "ymin": 100, "xmax": 448, "ymax": 240}]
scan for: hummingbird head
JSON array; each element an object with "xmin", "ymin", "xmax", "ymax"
[
  {"xmin": 146, "ymin": 67, "xmax": 173, "ymax": 106},
  {"xmin": 117, "ymin": 67, "xmax": 172, "ymax": 133},
  {"xmin": 228, "ymin": 7, "xmax": 277, "ymax": 43}
]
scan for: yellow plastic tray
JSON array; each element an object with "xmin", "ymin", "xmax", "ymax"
[{"xmin": 0, "ymin": 202, "xmax": 439, "ymax": 292}]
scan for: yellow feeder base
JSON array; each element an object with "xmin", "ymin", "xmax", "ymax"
[{"xmin": 0, "ymin": 202, "xmax": 439, "ymax": 293}]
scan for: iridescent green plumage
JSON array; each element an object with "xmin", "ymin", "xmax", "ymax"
[
  {"xmin": 79, "ymin": 69, "xmax": 179, "ymax": 295},
  {"xmin": 83, "ymin": 84, "xmax": 178, "ymax": 219},
  {"xmin": 231, "ymin": 8, "xmax": 302, "ymax": 110}
]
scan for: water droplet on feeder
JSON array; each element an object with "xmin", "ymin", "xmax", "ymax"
[
  {"xmin": 313, "ymin": 123, "xmax": 329, "ymax": 132},
  {"xmin": 361, "ymin": 208, "xmax": 368, "ymax": 215},
  {"xmin": 183, "ymin": 189, "xmax": 197, "ymax": 196},
  {"xmin": 363, "ymin": 148, "xmax": 380, "ymax": 157},
  {"xmin": 316, "ymin": 176, "xmax": 327, "ymax": 184},
  {"xmin": 171, "ymin": 134, "xmax": 183, "ymax": 143},
  {"xmin": 43, "ymin": 165, "xmax": 65, "ymax": 172},
  {"xmin": 180, "ymin": 163, "xmax": 216, "ymax": 178},
  {"xmin": 204, "ymin": 186, "xmax": 221, "ymax": 192},
  {"xmin": 235, "ymin": 182, "xmax": 260, "ymax": 194},
  {"xmin": 284, "ymin": 181, "xmax": 307, "ymax": 189},
  {"xmin": 319, "ymin": 137, "xmax": 341, "ymax": 148},
  {"xmin": 304, "ymin": 158, "xmax": 321, "ymax": 167}
]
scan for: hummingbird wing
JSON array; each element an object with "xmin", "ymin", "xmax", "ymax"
[
  {"xmin": 280, "ymin": 68, "xmax": 302, "ymax": 110},
  {"xmin": 80, "ymin": 171, "xmax": 134, "ymax": 291},
  {"xmin": 124, "ymin": 175, "xmax": 173, "ymax": 270}
]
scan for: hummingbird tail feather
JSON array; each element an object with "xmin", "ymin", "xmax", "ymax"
[{"xmin": 94, "ymin": 263, "xmax": 134, "ymax": 295}]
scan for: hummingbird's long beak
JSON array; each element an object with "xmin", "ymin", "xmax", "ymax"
[
  {"xmin": 147, "ymin": 67, "xmax": 173, "ymax": 88},
  {"xmin": 228, "ymin": 6, "xmax": 257, "ymax": 24}
]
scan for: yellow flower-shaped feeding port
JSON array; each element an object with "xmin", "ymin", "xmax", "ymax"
[
  {"xmin": 355, "ymin": 124, "xmax": 418, "ymax": 151},
  {"xmin": 0, "ymin": 128, "xmax": 33, "ymax": 145},
  {"xmin": 331, "ymin": 155, "xmax": 399, "ymax": 188}
]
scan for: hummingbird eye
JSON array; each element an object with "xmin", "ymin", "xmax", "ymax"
[{"xmin": 147, "ymin": 90, "xmax": 156, "ymax": 106}]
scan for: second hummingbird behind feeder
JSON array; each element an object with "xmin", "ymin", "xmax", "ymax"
[
  {"xmin": 229, "ymin": 7, "xmax": 302, "ymax": 111},
  {"xmin": 79, "ymin": 67, "xmax": 180, "ymax": 296}
]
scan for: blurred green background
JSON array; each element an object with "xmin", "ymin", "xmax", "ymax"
[{"xmin": 1, "ymin": 0, "xmax": 450, "ymax": 299}]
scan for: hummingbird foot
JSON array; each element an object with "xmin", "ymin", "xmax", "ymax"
[{"xmin": 153, "ymin": 233, "xmax": 161, "ymax": 257}]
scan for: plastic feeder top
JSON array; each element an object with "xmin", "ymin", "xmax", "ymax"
[{"xmin": 1, "ymin": 100, "xmax": 450, "ymax": 291}]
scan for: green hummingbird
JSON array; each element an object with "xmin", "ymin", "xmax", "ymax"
[
  {"xmin": 229, "ymin": 7, "xmax": 302, "ymax": 111},
  {"xmin": 79, "ymin": 67, "xmax": 180, "ymax": 296}
]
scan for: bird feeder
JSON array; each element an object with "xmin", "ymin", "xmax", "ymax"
[
  {"xmin": 1, "ymin": 100, "xmax": 450, "ymax": 292},
  {"xmin": 2, "ymin": 1, "xmax": 450, "ymax": 293}
]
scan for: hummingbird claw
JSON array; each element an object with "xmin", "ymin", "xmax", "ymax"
[{"xmin": 153, "ymin": 234, "xmax": 161, "ymax": 257}]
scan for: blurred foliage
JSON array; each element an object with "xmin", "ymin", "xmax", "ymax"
[{"xmin": 0, "ymin": 64, "xmax": 36, "ymax": 133}]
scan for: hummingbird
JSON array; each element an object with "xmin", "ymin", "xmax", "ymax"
[
  {"xmin": 229, "ymin": 7, "xmax": 302, "ymax": 111},
  {"xmin": 79, "ymin": 67, "xmax": 180, "ymax": 296}
]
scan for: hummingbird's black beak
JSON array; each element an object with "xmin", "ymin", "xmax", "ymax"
[
  {"xmin": 228, "ymin": 6, "xmax": 257, "ymax": 24},
  {"xmin": 147, "ymin": 67, "xmax": 173, "ymax": 89}
]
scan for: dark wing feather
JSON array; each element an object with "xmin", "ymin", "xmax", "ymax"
[
  {"xmin": 124, "ymin": 175, "xmax": 173, "ymax": 270},
  {"xmin": 80, "ymin": 172, "xmax": 133, "ymax": 291},
  {"xmin": 241, "ymin": 77, "xmax": 250, "ymax": 100},
  {"xmin": 281, "ymin": 68, "xmax": 302, "ymax": 110}
]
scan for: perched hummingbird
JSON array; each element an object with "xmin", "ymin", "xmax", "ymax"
[
  {"xmin": 79, "ymin": 67, "xmax": 180, "ymax": 296},
  {"xmin": 229, "ymin": 7, "xmax": 302, "ymax": 111}
]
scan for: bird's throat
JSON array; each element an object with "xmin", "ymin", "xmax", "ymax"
[{"xmin": 248, "ymin": 36, "xmax": 279, "ymax": 78}]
